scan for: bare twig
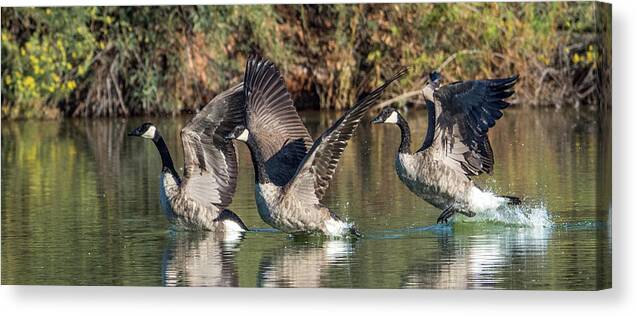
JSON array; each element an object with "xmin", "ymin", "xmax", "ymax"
[
  {"xmin": 436, "ymin": 49, "xmax": 482, "ymax": 73},
  {"xmin": 373, "ymin": 49, "xmax": 483, "ymax": 111},
  {"xmin": 534, "ymin": 67, "xmax": 559, "ymax": 100},
  {"xmin": 109, "ymin": 57, "xmax": 129, "ymax": 116},
  {"xmin": 372, "ymin": 90, "xmax": 421, "ymax": 111}
]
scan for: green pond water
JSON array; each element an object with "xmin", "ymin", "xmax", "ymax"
[{"xmin": 1, "ymin": 107, "xmax": 611, "ymax": 289}]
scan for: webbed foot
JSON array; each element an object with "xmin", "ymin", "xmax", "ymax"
[
  {"xmin": 437, "ymin": 207, "xmax": 475, "ymax": 224},
  {"xmin": 437, "ymin": 207, "xmax": 455, "ymax": 224},
  {"xmin": 457, "ymin": 209, "xmax": 476, "ymax": 218}
]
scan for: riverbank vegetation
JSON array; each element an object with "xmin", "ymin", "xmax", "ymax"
[{"xmin": 1, "ymin": 3, "xmax": 610, "ymax": 119}]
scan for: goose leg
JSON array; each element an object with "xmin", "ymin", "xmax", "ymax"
[
  {"xmin": 437, "ymin": 207, "xmax": 476, "ymax": 224},
  {"xmin": 437, "ymin": 206, "xmax": 456, "ymax": 224},
  {"xmin": 457, "ymin": 209, "xmax": 476, "ymax": 218}
]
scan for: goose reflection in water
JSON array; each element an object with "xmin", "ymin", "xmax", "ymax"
[
  {"xmin": 401, "ymin": 226, "xmax": 551, "ymax": 289},
  {"xmin": 257, "ymin": 238, "xmax": 355, "ymax": 288},
  {"xmin": 162, "ymin": 231, "xmax": 244, "ymax": 287}
]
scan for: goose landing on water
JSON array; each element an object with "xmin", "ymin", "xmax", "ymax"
[
  {"xmin": 371, "ymin": 71, "xmax": 521, "ymax": 224},
  {"xmin": 128, "ymin": 84, "xmax": 248, "ymax": 233},
  {"xmin": 226, "ymin": 56, "xmax": 406, "ymax": 237}
]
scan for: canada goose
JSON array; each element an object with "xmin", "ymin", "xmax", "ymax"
[
  {"xmin": 226, "ymin": 56, "xmax": 406, "ymax": 236},
  {"xmin": 128, "ymin": 84, "xmax": 248, "ymax": 232},
  {"xmin": 371, "ymin": 71, "xmax": 520, "ymax": 224}
]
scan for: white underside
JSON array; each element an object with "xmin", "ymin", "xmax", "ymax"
[
  {"xmin": 222, "ymin": 223, "xmax": 245, "ymax": 242},
  {"xmin": 467, "ymin": 187, "xmax": 507, "ymax": 212},
  {"xmin": 223, "ymin": 220, "xmax": 246, "ymax": 232},
  {"xmin": 324, "ymin": 218, "xmax": 351, "ymax": 237}
]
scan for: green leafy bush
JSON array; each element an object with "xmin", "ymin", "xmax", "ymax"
[{"xmin": 1, "ymin": 3, "xmax": 609, "ymax": 119}]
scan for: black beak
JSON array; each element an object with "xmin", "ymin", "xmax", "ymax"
[
  {"xmin": 370, "ymin": 116, "xmax": 383, "ymax": 125},
  {"xmin": 224, "ymin": 130, "xmax": 237, "ymax": 141},
  {"xmin": 127, "ymin": 127, "xmax": 141, "ymax": 137},
  {"xmin": 225, "ymin": 125, "xmax": 248, "ymax": 141}
]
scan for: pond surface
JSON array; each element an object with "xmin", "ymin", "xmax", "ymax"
[{"xmin": 1, "ymin": 107, "xmax": 611, "ymax": 289}]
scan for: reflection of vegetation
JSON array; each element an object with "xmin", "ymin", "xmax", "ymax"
[
  {"xmin": 1, "ymin": 119, "xmax": 168, "ymax": 285},
  {"xmin": 1, "ymin": 2, "xmax": 610, "ymax": 119},
  {"xmin": 1, "ymin": 111, "xmax": 610, "ymax": 288}
]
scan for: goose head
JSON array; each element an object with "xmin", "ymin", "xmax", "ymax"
[
  {"xmin": 421, "ymin": 71, "xmax": 441, "ymax": 102},
  {"xmin": 371, "ymin": 107, "xmax": 400, "ymax": 125},
  {"xmin": 128, "ymin": 122, "xmax": 157, "ymax": 139},
  {"xmin": 225, "ymin": 125, "xmax": 250, "ymax": 143}
]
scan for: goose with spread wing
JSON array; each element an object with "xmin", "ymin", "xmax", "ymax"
[
  {"xmin": 226, "ymin": 56, "xmax": 406, "ymax": 236},
  {"xmin": 128, "ymin": 84, "xmax": 248, "ymax": 232},
  {"xmin": 371, "ymin": 71, "xmax": 520, "ymax": 224}
]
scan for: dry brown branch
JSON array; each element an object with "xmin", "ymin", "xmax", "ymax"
[
  {"xmin": 372, "ymin": 90, "xmax": 421, "ymax": 112},
  {"xmin": 435, "ymin": 49, "xmax": 482, "ymax": 73},
  {"xmin": 373, "ymin": 50, "xmax": 484, "ymax": 111},
  {"xmin": 109, "ymin": 57, "xmax": 129, "ymax": 116}
]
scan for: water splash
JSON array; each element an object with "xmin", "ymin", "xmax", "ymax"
[{"xmin": 453, "ymin": 201, "xmax": 553, "ymax": 228}]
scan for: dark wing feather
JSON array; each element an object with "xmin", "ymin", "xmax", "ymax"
[
  {"xmin": 432, "ymin": 75, "xmax": 517, "ymax": 176},
  {"xmin": 244, "ymin": 56, "xmax": 313, "ymax": 186},
  {"xmin": 180, "ymin": 83, "xmax": 244, "ymax": 209},
  {"xmin": 287, "ymin": 68, "xmax": 407, "ymax": 201}
]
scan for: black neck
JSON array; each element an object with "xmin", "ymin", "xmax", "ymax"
[
  {"xmin": 419, "ymin": 100, "xmax": 436, "ymax": 151},
  {"xmin": 396, "ymin": 114, "xmax": 412, "ymax": 154},
  {"xmin": 152, "ymin": 133, "xmax": 180, "ymax": 180},
  {"xmin": 244, "ymin": 137, "xmax": 271, "ymax": 184}
]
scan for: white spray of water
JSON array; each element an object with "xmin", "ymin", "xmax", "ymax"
[{"xmin": 454, "ymin": 201, "xmax": 553, "ymax": 228}]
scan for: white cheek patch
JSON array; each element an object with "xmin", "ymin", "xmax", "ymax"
[
  {"xmin": 384, "ymin": 111, "xmax": 398, "ymax": 124},
  {"xmin": 236, "ymin": 129, "xmax": 249, "ymax": 142},
  {"xmin": 141, "ymin": 126, "xmax": 156, "ymax": 139}
]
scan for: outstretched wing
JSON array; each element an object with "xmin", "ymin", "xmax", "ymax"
[
  {"xmin": 180, "ymin": 83, "xmax": 244, "ymax": 209},
  {"xmin": 244, "ymin": 56, "xmax": 313, "ymax": 186},
  {"xmin": 431, "ymin": 75, "xmax": 518, "ymax": 176},
  {"xmin": 286, "ymin": 68, "xmax": 407, "ymax": 202}
]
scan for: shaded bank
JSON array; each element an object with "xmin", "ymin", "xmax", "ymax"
[{"xmin": 1, "ymin": 2, "xmax": 610, "ymax": 119}]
